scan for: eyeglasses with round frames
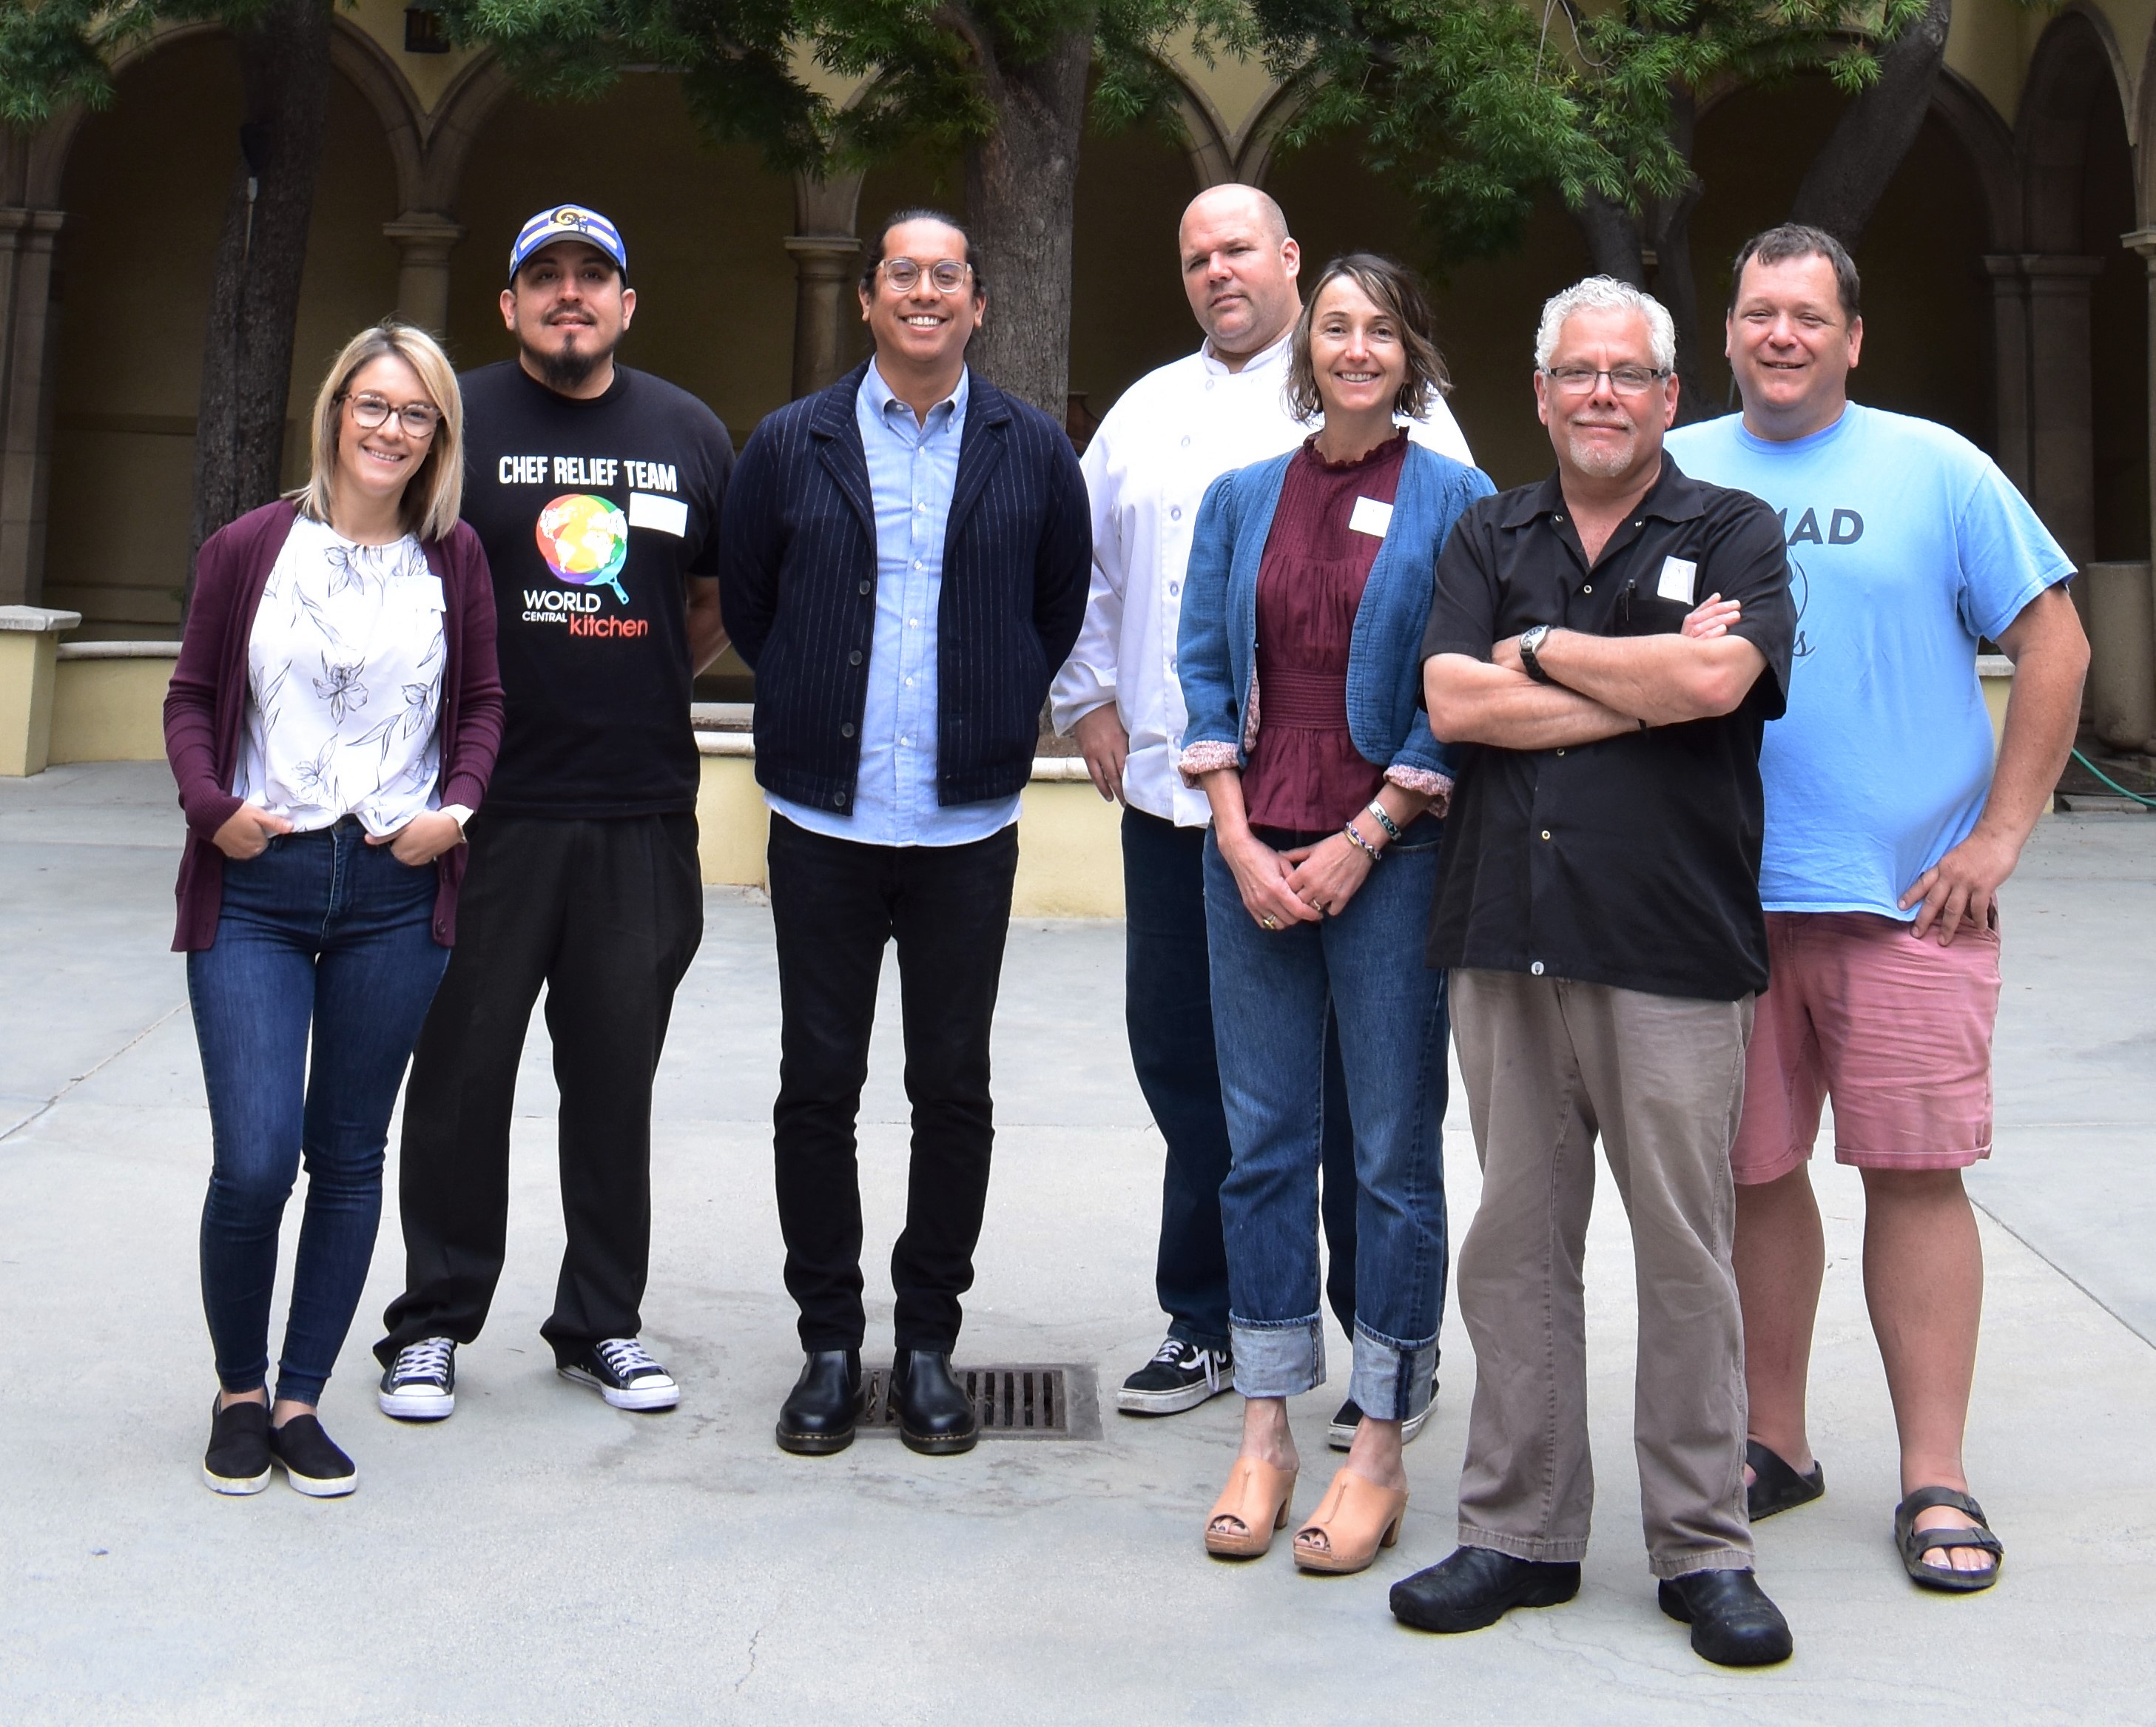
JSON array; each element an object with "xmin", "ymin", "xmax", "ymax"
[
  {"xmin": 341, "ymin": 392, "xmax": 442, "ymax": 439},
  {"xmin": 879, "ymin": 257, "xmax": 972, "ymax": 295},
  {"xmin": 1542, "ymin": 364, "xmax": 1670, "ymax": 397}
]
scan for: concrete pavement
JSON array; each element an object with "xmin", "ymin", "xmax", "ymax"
[{"xmin": 3, "ymin": 763, "xmax": 2153, "ymax": 1724}]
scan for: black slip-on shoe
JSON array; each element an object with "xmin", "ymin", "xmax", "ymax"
[
  {"xmin": 1118, "ymin": 1337, "xmax": 1232, "ymax": 1415},
  {"xmin": 203, "ymin": 1398, "xmax": 272, "ymax": 1495},
  {"xmin": 1745, "ymin": 1438, "xmax": 1825, "ymax": 1522},
  {"xmin": 267, "ymin": 1414, "xmax": 357, "ymax": 1498},
  {"xmin": 777, "ymin": 1350, "xmax": 862, "ymax": 1455},
  {"xmin": 1390, "ymin": 1545, "xmax": 1581, "ymax": 1633},
  {"xmin": 892, "ymin": 1350, "xmax": 979, "ymax": 1455},
  {"xmin": 1657, "ymin": 1568, "xmax": 1794, "ymax": 1667}
]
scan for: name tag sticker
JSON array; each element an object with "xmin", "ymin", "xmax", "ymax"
[
  {"xmin": 405, "ymin": 573, "xmax": 446, "ymax": 613},
  {"xmin": 1349, "ymin": 496, "xmax": 1394, "ymax": 539},
  {"xmin": 1657, "ymin": 556, "xmax": 1698, "ymax": 604},
  {"xmin": 629, "ymin": 491, "xmax": 689, "ymax": 538}
]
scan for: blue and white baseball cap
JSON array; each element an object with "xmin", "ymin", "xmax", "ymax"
[{"xmin": 508, "ymin": 205, "xmax": 627, "ymax": 283}]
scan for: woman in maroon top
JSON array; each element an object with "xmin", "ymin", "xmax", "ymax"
[
  {"xmin": 166, "ymin": 323, "xmax": 502, "ymax": 1499},
  {"xmin": 1176, "ymin": 256, "xmax": 1494, "ymax": 1575}
]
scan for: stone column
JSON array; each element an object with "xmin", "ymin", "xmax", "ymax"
[
  {"xmin": 784, "ymin": 235, "xmax": 861, "ymax": 400},
  {"xmin": 2020, "ymin": 253, "xmax": 2106, "ymax": 569},
  {"xmin": 0, "ymin": 603, "xmax": 79, "ymax": 775},
  {"xmin": 0, "ymin": 209, "xmax": 64, "ymax": 609},
  {"xmin": 383, "ymin": 214, "xmax": 465, "ymax": 336}
]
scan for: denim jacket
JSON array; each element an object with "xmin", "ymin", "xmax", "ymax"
[{"xmin": 1176, "ymin": 440, "xmax": 1495, "ymax": 804}]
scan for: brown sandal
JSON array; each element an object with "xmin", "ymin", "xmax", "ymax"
[
  {"xmin": 1205, "ymin": 1458, "xmax": 1298, "ymax": 1558},
  {"xmin": 1293, "ymin": 1467, "xmax": 1408, "ymax": 1575}
]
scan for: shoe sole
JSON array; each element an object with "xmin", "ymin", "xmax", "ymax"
[
  {"xmin": 377, "ymin": 1389, "xmax": 455, "ymax": 1421},
  {"xmin": 776, "ymin": 1425, "xmax": 856, "ymax": 1455},
  {"xmin": 1329, "ymin": 1402, "xmax": 1435, "ymax": 1452},
  {"xmin": 1392, "ymin": 1576, "xmax": 1580, "ymax": 1632},
  {"xmin": 1117, "ymin": 1379, "xmax": 1232, "ymax": 1415},
  {"xmin": 274, "ymin": 1460, "xmax": 357, "ymax": 1499},
  {"xmin": 202, "ymin": 1464, "xmax": 270, "ymax": 1495},
  {"xmin": 558, "ymin": 1365, "xmax": 679, "ymax": 1411},
  {"xmin": 899, "ymin": 1424, "xmax": 979, "ymax": 1456}
]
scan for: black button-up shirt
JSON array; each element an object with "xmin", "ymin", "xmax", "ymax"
[{"xmin": 1421, "ymin": 457, "xmax": 1795, "ymax": 1000}]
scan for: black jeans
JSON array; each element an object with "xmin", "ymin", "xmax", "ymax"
[
  {"xmin": 1122, "ymin": 807, "xmax": 1357, "ymax": 1353},
  {"xmin": 767, "ymin": 812, "xmax": 1018, "ymax": 1355},
  {"xmin": 377, "ymin": 812, "xmax": 704, "ymax": 1368}
]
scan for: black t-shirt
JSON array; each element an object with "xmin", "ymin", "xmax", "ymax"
[
  {"xmin": 459, "ymin": 360, "xmax": 733, "ymax": 818},
  {"xmin": 1421, "ymin": 457, "xmax": 1795, "ymax": 1001}
]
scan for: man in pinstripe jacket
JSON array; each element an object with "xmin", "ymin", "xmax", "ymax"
[{"xmin": 719, "ymin": 209, "xmax": 1091, "ymax": 1459}]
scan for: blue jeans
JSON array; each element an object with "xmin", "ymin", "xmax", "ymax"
[
  {"xmin": 1123, "ymin": 808, "xmax": 1358, "ymax": 1352},
  {"xmin": 1205, "ymin": 824, "xmax": 1449, "ymax": 1420},
  {"xmin": 188, "ymin": 820, "xmax": 448, "ymax": 1406}
]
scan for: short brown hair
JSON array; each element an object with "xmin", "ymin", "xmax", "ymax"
[
  {"xmin": 1728, "ymin": 223, "xmax": 1861, "ymax": 323},
  {"xmin": 294, "ymin": 322, "xmax": 463, "ymax": 544},
  {"xmin": 1286, "ymin": 253, "xmax": 1450, "ymax": 424}
]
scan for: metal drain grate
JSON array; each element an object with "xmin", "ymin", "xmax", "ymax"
[{"xmin": 860, "ymin": 1363, "xmax": 1101, "ymax": 1441}]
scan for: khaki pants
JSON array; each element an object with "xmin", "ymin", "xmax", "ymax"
[{"xmin": 1450, "ymin": 969, "xmax": 1754, "ymax": 1578}]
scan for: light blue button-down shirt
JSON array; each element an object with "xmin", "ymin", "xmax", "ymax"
[{"xmin": 769, "ymin": 361, "xmax": 1023, "ymax": 846}]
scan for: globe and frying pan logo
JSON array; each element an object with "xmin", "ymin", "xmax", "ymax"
[{"xmin": 535, "ymin": 493, "xmax": 630, "ymax": 603}]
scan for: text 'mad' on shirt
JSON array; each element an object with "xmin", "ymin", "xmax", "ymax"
[
  {"xmin": 1666, "ymin": 403, "xmax": 2074, "ymax": 921},
  {"xmin": 458, "ymin": 360, "xmax": 734, "ymax": 821}
]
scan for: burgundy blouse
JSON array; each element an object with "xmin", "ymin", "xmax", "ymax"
[{"xmin": 1241, "ymin": 431, "xmax": 1408, "ymax": 831}]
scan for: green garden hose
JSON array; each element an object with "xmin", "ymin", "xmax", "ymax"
[{"xmin": 2069, "ymin": 747, "xmax": 2156, "ymax": 809}]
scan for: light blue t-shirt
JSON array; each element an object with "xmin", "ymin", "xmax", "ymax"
[{"xmin": 1666, "ymin": 403, "xmax": 2072, "ymax": 918}]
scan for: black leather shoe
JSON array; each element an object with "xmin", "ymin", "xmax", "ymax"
[
  {"xmin": 1390, "ymin": 1545, "xmax": 1581, "ymax": 1632},
  {"xmin": 776, "ymin": 1350, "xmax": 861, "ymax": 1455},
  {"xmin": 1657, "ymin": 1568, "xmax": 1794, "ymax": 1667},
  {"xmin": 891, "ymin": 1350, "xmax": 979, "ymax": 1455}
]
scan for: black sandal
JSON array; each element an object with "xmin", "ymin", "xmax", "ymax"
[
  {"xmin": 1894, "ymin": 1486, "xmax": 2004, "ymax": 1592},
  {"xmin": 1745, "ymin": 1439, "xmax": 1825, "ymax": 1522}
]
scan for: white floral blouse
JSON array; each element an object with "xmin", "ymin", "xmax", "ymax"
[{"xmin": 232, "ymin": 513, "xmax": 448, "ymax": 835}]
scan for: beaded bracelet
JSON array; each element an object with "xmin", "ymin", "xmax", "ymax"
[
  {"xmin": 1342, "ymin": 820, "xmax": 1384, "ymax": 864},
  {"xmin": 1364, "ymin": 800, "xmax": 1402, "ymax": 843}
]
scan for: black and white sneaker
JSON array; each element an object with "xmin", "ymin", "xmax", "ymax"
[
  {"xmin": 378, "ymin": 1337, "xmax": 457, "ymax": 1421},
  {"xmin": 1117, "ymin": 1336, "xmax": 1233, "ymax": 1415},
  {"xmin": 268, "ymin": 1414, "xmax": 357, "ymax": 1498},
  {"xmin": 1329, "ymin": 1373, "xmax": 1440, "ymax": 1451},
  {"xmin": 559, "ymin": 1337, "xmax": 680, "ymax": 1411},
  {"xmin": 203, "ymin": 1397, "xmax": 272, "ymax": 1495}
]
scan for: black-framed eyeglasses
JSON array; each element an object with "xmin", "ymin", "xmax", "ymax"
[
  {"xmin": 879, "ymin": 257, "xmax": 972, "ymax": 294},
  {"xmin": 1541, "ymin": 363, "xmax": 1670, "ymax": 397},
  {"xmin": 341, "ymin": 391, "xmax": 441, "ymax": 439}
]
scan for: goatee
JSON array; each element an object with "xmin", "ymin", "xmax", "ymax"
[{"xmin": 526, "ymin": 337, "xmax": 613, "ymax": 394}]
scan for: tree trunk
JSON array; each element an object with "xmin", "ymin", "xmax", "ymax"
[
  {"xmin": 186, "ymin": 0, "xmax": 333, "ymax": 607},
  {"xmin": 1574, "ymin": 191, "xmax": 1648, "ymax": 288},
  {"xmin": 1647, "ymin": 89, "xmax": 1713, "ymax": 423},
  {"xmin": 962, "ymin": 20, "xmax": 1092, "ymax": 420},
  {"xmin": 1788, "ymin": 0, "xmax": 1953, "ymax": 243}
]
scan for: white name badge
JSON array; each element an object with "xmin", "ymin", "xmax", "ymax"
[
  {"xmin": 1656, "ymin": 555, "xmax": 1698, "ymax": 604},
  {"xmin": 629, "ymin": 491, "xmax": 689, "ymax": 538},
  {"xmin": 1349, "ymin": 496, "xmax": 1394, "ymax": 539}
]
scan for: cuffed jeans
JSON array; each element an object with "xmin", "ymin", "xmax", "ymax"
[
  {"xmin": 1122, "ymin": 807, "xmax": 1358, "ymax": 1353},
  {"xmin": 1203, "ymin": 824, "xmax": 1448, "ymax": 1421},
  {"xmin": 1450, "ymin": 969, "xmax": 1755, "ymax": 1579},
  {"xmin": 189, "ymin": 821, "xmax": 448, "ymax": 1406}
]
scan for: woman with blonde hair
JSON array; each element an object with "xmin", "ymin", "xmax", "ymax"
[{"xmin": 166, "ymin": 322, "xmax": 503, "ymax": 1497}]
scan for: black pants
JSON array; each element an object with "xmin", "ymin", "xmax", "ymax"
[
  {"xmin": 376, "ymin": 812, "xmax": 704, "ymax": 1368},
  {"xmin": 768, "ymin": 812, "xmax": 1018, "ymax": 1355},
  {"xmin": 1122, "ymin": 807, "xmax": 1358, "ymax": 1351}
]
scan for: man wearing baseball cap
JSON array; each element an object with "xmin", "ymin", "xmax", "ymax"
[{"xmin": 374, "ymin": 205, "xmax": 735, "ymax": 1421}]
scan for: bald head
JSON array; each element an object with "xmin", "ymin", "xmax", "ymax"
[{"xmin": 1178, "ymin": 184, "xmax": 1301, "ymax": 365}]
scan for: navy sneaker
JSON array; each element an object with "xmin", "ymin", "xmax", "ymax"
[
  {"xmin": 558, "ymin": 1338, "xmax": 680, "ymax": 1411},
  {"xmin": 379, "ymin": 1337, "xmax": 457, "ymax": 1421}
]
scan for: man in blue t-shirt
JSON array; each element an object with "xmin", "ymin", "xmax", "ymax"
[{"xmin": 1667, "ymin": 224, "xmax": 2087, "ymax": 1596}]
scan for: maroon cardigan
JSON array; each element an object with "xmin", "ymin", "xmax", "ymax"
[{"xmin": 164, "ymin": 500, "xmax": 506, "ymax": 952}]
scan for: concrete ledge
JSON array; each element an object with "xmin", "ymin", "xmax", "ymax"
[
  {"xmin": 0, "ymin": 606, "xmax": 83, "ymax": 775},
  {"xmin": 694, "ymin": 744, "xmax": 1124, "ymax": 918}
]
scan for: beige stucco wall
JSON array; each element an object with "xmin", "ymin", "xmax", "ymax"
[{"xmin": 48, "ymin": 653, "xmax": 172, "ymax": 764}]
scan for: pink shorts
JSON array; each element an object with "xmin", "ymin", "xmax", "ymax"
[{"xmin": 1731, "ymin": 911, "xmax": 2001, "ymax": 1185}]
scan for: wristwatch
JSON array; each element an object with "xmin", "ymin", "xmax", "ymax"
[{"xmin": 1518, "ymin": 625, "xmax": 1555, "ymax": 685}]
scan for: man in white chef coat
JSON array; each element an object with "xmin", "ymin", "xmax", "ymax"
[{"xmin": 1051, "ymin": 184, "xmax": 1473, "ymax": 1441}]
